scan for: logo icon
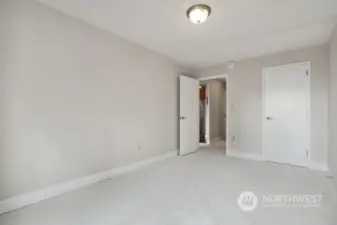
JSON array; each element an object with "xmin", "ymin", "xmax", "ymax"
[{"xmin": 237, "ymin": 191, "xmax": 258, "ymax": 212}]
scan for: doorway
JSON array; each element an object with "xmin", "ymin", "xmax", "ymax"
[
  {"xmin": 199, "ymin": 85, "xmax": 207, "ymax": 145},
  {"xmin": 199, "ymin": 75, "xmax": 228, "ymax": 149},
  {"xmin": 263, "ymin": 62, "xmax": 311, "ymax": 167}
]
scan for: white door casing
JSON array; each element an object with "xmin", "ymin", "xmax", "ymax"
[
  {"xmin": 263, "ymin": 62, "xmax": 310, "ymax": 167},
  {"xmin": 223, "ymin": 81, "xmax": 227, "ymax": 142},
  {"xmin": 180, "ymin": 76, "xmax": 199, "ymax": 156}
]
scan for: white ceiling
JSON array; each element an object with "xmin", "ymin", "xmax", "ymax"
[{"xmin": 37, "ymin": 0, "xmax": 337, "ymax": 70}]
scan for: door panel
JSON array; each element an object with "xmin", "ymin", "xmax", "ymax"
[
  {"xmin": 180, "ymin": 76, "xmax": 199, "ymax": 156},
  {"xmin": 265, "ymin": 63, "xmax": 310, "ymax": 167}
]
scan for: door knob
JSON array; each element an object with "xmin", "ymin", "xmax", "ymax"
[
  {"xmin": 266, "ymin": 117, "xmax": 273, "ymax": 120},
  {"xmin": 180, "ymin": 116, "xmax": 186, "ymax": 120}
]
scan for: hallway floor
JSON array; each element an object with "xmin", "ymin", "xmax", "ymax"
[{"xmin": 0, "ymin": 146, "xmax": 336, "ymax": 225}]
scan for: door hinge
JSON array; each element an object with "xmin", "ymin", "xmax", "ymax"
[
  {"xmin": 306, "ymin": 150, "xmax": 309, "ymax": 157},
  {"xmin": 306, "ymin": 70, "xmax": 309, "ymax": 76}
]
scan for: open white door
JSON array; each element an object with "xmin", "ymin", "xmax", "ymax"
[{"xmin": 180, "ymin": 76, "xmax": 199, "ymax": 156}]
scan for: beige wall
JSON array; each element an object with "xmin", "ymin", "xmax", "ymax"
[
  {"xmin": 329, "ymin": 25, "xmax": 337, "ymax": 188},
  {"xmin": 197, "ymin": 45, "xmax": 330, "ymax": 165},
  {"xmin": 207, "ymin": 81, "xmax": 225, "ymax": 141},
  {"xmin": 0, "ymin": 0, "xmax": 189, "ymax": 200}
]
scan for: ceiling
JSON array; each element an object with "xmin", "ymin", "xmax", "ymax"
[{"xmin": 37, "ymin": 0, "xmax": 337, "ymax": 70}]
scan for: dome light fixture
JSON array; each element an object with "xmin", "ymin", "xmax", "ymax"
[{"xmin": 187, "ymin": 4, "xmax": 211, "ymax": 24}]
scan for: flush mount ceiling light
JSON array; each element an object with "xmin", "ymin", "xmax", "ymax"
[{"xmin": 187, "ymin": 4, "xmax": 211, "ymax": 24}]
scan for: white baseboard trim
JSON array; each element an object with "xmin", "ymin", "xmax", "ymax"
[
  {"xmin": 307, "ymin": 161, "xmax": 329, "ymax": 172},
  {"xmin": 199, "ymin": 142, "xmax": 210, "ymax": 147},
  {"xmin": 226, "ymin": 150, "xmax": 329, "ymax": 173},
  {"xmin": 211, "ymin": 137, "xmax": 222, "ymax": 142},
  {"xmin": 0, "ymin": 151, "xmax": 177, "ymax": 215},
  {"xmin": 226, "ymin": 149, "xmax": 264, "ymax": 161}
]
